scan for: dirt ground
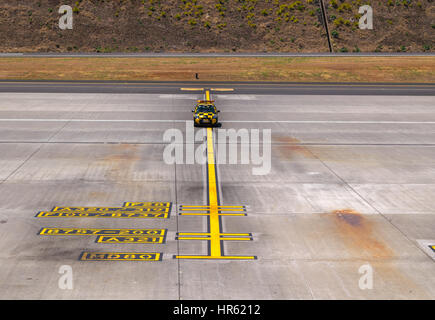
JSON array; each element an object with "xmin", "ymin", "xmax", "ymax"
[
  {"xmin": 0, "ymin": 0, "xmax": 433, "ymax": 53},
  {"xmin": 0, "ymin": 56, "xmax": 434, "ymax": 83}
]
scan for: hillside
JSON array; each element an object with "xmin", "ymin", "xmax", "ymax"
[
  {"xmin": 0, "ymin": 0, "xmax": 433, "ymax": 53},
  {"xmin": 325, "ymin": 0, "xmax": 435, "ymax": 53}
]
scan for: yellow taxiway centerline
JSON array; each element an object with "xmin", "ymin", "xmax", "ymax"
[
  {"xmin": 175, "ymin": 89, "xmax": 256, "ymax": 260},
  {"xmin": 206, "ymin": 108, "xmax": 222, "ymax": 257},
  {"xmin": 175, "ymin": 255, "xmax": 256, "ymax": 260}
]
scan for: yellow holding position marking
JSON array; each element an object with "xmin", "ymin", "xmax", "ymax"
[
  {"xmin": 180, "ymin": 88, "xmax": 204, "ymax": 91},
  {"xmin": 209, "ymin": 88, "xmax": 234, "ymax": 92}
]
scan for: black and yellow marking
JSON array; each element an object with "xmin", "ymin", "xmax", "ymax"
[
  {"xmin": 80, "ymin": 252, "xmax": 162, "ymax": 261},
  {"xmin": 124, "ymin": 202, "xmax": 172, "ymax": 208},
  {"xmin": 36, "ymin": 202, "xmax": 171, "ymax": 219},
  {"xmin": 38, "ymin": 227, "xmax": 166, "ymax": 236},
  {"xmin": 176, "ymin": 232, "xmax": 253, "ymax": 242},
  {"xmin": 175, "ymin": 90, "xmax": 256, "ymax": 260},
  {"xmin": 180, "ymin": 88, "xmax": 233, "ymax": 92},
  {"xmin": 429, "ymin": 245, "xmax": 435, "ymax": 252},
  {"xmin": 52, "ymin": 207, "xmax": 168, "ymax": 213},
  {"xmin": 209, "ymin": 88, "xmax": 234, "ymax": 92},
  {"xmin": 36, "ymin": 211, "xmax": 169, "ymax": 219},
  {"xmin": 96, "ymin": 235, "xmax": 165, "ymax": 244},
  {"xmin": 180, "ymin": 88, "xmax": 204, "ymax": 91}
]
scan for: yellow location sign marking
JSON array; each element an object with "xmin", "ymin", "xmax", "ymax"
[
  {"xmin": 430, "ymin": 245, "xmax": 435, "ymax": 252},
  {"xmin": 124, "ymin": 202, "xmax": 171, "ymax": 208},
  {"xmin": 96, "ymin": 236, "xmax": 165, "ymax": 244},
  {"xmin": 175, "ymin": 90, "xmax": 256, "ymax": 260},
  {"xmin": 80, "ymin": 252, "xmax": 162, "ymax": 261},
  {"xmin": 36, "ymin": 211, "xmax": 169, "ymax": 218},
  {"xmin": 36, "ymin": 204, "xmax": 170, "ymax": 261},
  {"xmin": 52, "ymin": 207, "xmax": 163, "ymax": 212},
  {"xmin": 38, "ymin": 228, "xmax": 166, "ymax": 236},
  {"xmin": 35, "ymin": 202, "xmax": 172, "ymax": 219}
]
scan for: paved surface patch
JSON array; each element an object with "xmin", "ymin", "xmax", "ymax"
[{"xmin": 0, "ymin": 88, "xmax": 434, "ymax": 299}]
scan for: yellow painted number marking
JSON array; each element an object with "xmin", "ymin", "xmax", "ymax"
[
  {"xmin": 38, "ymin": 228, "xmax": 166, "ymax": 236},
  {"xmin": 80, "ymin": 252, "xmax": 162, "ymax": 261},
  {"xmin": 96, "ymin": 236, "xmax": 165, "ymax": 244}
]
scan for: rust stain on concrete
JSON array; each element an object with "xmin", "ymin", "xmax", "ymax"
[
  {"xmin": 331, "ymin": 209, "xmax": 393, "ymax": 258},
  {"xmin": 99, "ymin": 144, "xmax": 140, "ymax": 179},
  {"xmin": 88, "ymin": 191, "xmax": 107, "ymax": 199},
  {"xmin": 330, "ymin": 209, "xmax": 429, "ymax": 297},
  {"xmin": 274, "ymin": 136, "xmax": 315, "ymax": 159}
]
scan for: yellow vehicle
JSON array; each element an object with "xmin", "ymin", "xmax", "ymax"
[{"xmin": 192, "ymin": 100, "xmax": 220, "ymax": 127}]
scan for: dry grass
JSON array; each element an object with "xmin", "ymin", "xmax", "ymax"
[{"xmin": 0, "ymin": 57, "xmax": 434, "ymax": 83}]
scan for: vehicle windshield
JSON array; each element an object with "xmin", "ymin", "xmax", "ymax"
[{"xmin": 196, "ymin": 105, "xmax": 215, "ymax": 113}]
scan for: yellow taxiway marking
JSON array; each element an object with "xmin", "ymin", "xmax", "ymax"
[
  {"xmin": 96, "ymin": 235, "xmax": 165, "ymax": 244},
  {"xmin": 180, "ymin": 88, "xmax": 233, "ymax": 92},
  {"xmin": 52, "ymin": 207, "xmax": 169, "ymax": 213},
  {"xmin": 36, "ymin": 201, "xmax": 172, "ymax": 219},
  {"xmin": 179, "ymin": 232, "xmax": 252, "ymax": 236},
  {"xmin": 124, "ymin": 202, "xmax": 171, "ymax": 207},
  {"xmin": 180, "ymin": 206, "xmax": 245, "ymax": 209},
  {"xmin": 80, "ymin": 252, "xmax": 162, "ymax": 261},
  {"xmin": 179, "ymin": 208, "xmax": 245, "ymax": 211},
  {"xmin": 38, "ymin": 228, "xmax": 166, "ymax": 236},
  {"xmin": 206, "ymin": 126, "xmax": 222, "ymax": 257},
  {"xmin": 36, "ymin": 211, "xmax": 169, "ymax": 219},
  {"xmin": 179, "ymin": 213, "xmax": 246, "ymax": 216},
  {"xmin": 178, "ymin": 237, "xmax": 251, "ymax": 241},
  {"xmin": 175, "ymin": 90, "xmax": 256, "ymax": 260},
  {"xmin": 210, "ymin": 88, "xmax": 234, "ymax": 91},
  {"xmin": 176, "ymin": 255, "xmax": 256, "ymax": 260}
]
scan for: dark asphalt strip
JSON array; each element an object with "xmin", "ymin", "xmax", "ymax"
[{"xmin": 0, "ymin": 81, "xmax": 433, "ymax": 96}]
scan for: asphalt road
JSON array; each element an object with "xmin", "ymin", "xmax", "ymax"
[
  {"xmin": 0, "ymin": 80, "xmax": 434, "ymax": 96},
  {"xmin": 0, "ymin": 82, "xmax": 435, "ymax": 299}
]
